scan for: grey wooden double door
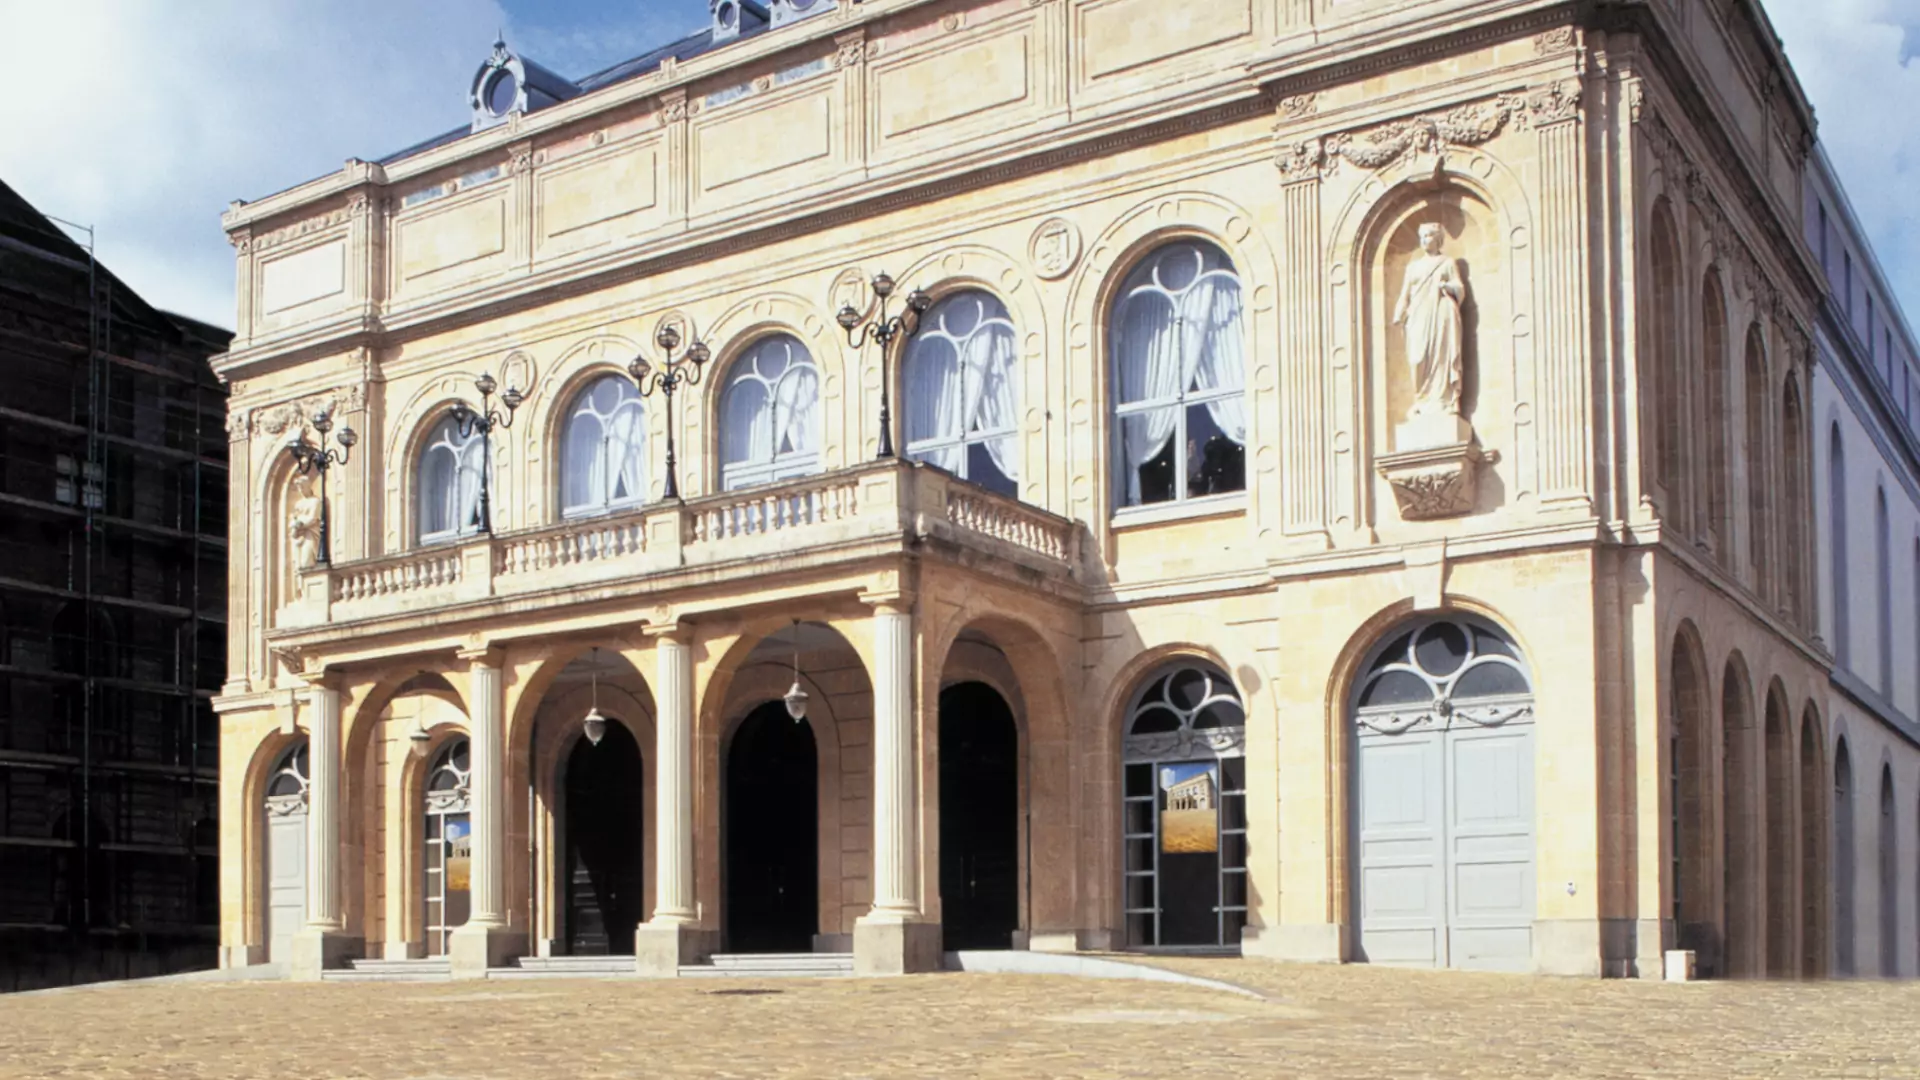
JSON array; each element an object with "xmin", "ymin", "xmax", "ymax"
[{"xmin": 1352, "ymin": 618, "xmax": 1537, "ymax": 971}]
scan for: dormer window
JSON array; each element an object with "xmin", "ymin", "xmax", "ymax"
[
  {"xmin": 712, "ymin": 0, "xmax": 770, "ymax": 44},
  {"xmin": 769, "ymin": 0, "xmax": 834, "ymax": 29},
  {"xmin": 469, "ymin": 37, "xmax": 580, "ymax": 134}
]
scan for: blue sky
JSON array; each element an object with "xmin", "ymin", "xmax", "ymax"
[{"xmin": 0, "ymin": 0, "xmax": 1912, "ymax": 335}]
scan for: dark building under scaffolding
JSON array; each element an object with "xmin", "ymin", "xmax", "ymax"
[{"xmin": 0, "ymin": 178, "xmax": 229, "ymax": 990}]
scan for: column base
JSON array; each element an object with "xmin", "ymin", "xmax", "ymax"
[
  {"xmin": 1028, "ymin": 929, "xmax": 1110, "ymax": 953},
  {"xmin": 634, "ymin": 921, "xmax": 716, "ymax": 976},
  {"xmin": 448, "ymin": 922, "xmax": 525, "ymax": 979},
  {"xmin": 1532, "ymin": 918, "xmax": 1605, "ymax": 978},
  {"xmin": 289, "ymin": 928, "xmax": 362, "ymax": 981},
  {"xmin": 220, "ymin": 943, "xmax": 265, "ymax": 969},
  {"xmin": 1240, "ymin": 922, "xmax": 1347, "ymax": 963},
  {"xmin": 853, "ymin": 914, "xmax": 942, "ymax": 976},
  {"xmin": 383, "ymin": 940, "xmax": 426, "ymax": 961}
]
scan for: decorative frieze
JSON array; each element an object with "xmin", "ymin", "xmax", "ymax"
[
  {"xmin": 250, "ymin": 385, "xmax": 369, "ymax": 438},
  {"xmin": 1276, "ymin": 84, "xmax": 1582, "ymax": 180},
  {"xmin": 1376, "ymin": 442, "xmax": 1490, "ymax": 521}
]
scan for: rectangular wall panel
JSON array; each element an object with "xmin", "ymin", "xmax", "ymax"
[
  {"xmin": 259, "ymin": 240, "xmax": 346, "ymax": 315},
  {"xmin": 1077, "ymin": 0, "xmax": 1252, "ymax": 81},
  {"xmin": 539, "ymin": 146, "xmax": 660, "ymax": 240},
  {"xmin": 396, "ymin": 197, "xmax": 507, "ymax": 287},
  {"xmin": 874, "ymin": 27, "xmax": 1032, "ymax": 144},
  {"xmin": 693, "ymin": 90, "xmax": 835, "ymax": 197}
]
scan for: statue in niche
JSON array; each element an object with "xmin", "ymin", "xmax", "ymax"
[
  {"xmin": 287, "ymin": 471, "xmax": 322, "ymax": 572},
  {"xmin": 1392, "ymin": 223, "xmax": 1469, "ymax": 441}
]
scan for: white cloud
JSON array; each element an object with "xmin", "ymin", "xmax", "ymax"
[
  {"xmin": 0, "ymin": 0, "xmax": 511, "ymax": 329},
  {"xmin": 1764, "ymin": 0, "xmax": 1920, "ymax": 320}
]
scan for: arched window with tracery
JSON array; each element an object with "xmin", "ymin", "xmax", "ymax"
[
  {"xmin": 1120, "ymin": 661, "xmax": 1246, "ymax": 948},
  {"xmin": 1780, "ymin": 379, "xmax": 1809, "ymax": 624},
  {"xmin": 1109, "ymin": 241, "xmax": 1247, "ymax": 508},
  {"xmin": 423, "ymin": 737, "xmax": 472, "ymax": 957},
  {"xmin": 1648, "ymin": 200, "xmax": 1684, "ymax": 511},
  {"xmin": 1830, "ymin": 424, "xmax": 1851, "ymax": 665},
  {"xmin": 417, "ymin": 413, "xmax": 486, "ymax": 543},
  {"xmin": 903, "ymin": 291, "xmax": 1019, "ymax": 498},
  {"xmin": 719, "ymin": 335, "xmax": 821, "ymax": 491},
  {"xmin": 1703, "ymin": 270, "xmax": 1732, "ymax": 549},
  {"xmin": 561, "ymin": 374, "xmax": 646, "ymax": 516},
  {"xmin": 1744, "ymin": 328, "xmax": 1771, "ymax": 593}
]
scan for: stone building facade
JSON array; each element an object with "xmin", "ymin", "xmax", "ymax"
[
  {"xmin": 211, "ymin": 0, "xmax": 1876, "ymax": 979},
  {"xmin": 1805, "ymin": 147, "xmax": 1920, "ymax": 979}
]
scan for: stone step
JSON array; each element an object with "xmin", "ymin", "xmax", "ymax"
[
  {"xmin": 322, "ymin": 958, "xmax": 451, "ymax": 983},
  {"xmin": 490, "ymin": 956, "xmax": 636, "ymax": 978},
  {"xmin": 679, "ymin": 952, "xmax": 854, "ymax": 978}
]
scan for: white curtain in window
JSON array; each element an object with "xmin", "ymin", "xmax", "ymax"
[
  {"xmin": 1113, "ymin": 289, "xmax": 1183, "ymax": 501},
  {"xmin": 1186, "ymin": 272, "xmax": 1247, "ymax": 445},
  {"xmin": 419, "ymin": 415, "xmax": 485, "ymax": 540},
  {"xmin": 721, "ymin": 335, "xmax": 821, "ymax": 489},
  {"xmin": 904, "ymin": 292, "xmax": 1019, "ymax": 481},
  {"xmin": 562, "ymin": 376, "xmax": 645, "ymax": 514}
]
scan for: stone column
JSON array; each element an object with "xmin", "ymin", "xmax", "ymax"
[
  {"xmin": 449, "ymin": 645, "xmax": 524, "ymax": 977},
  {"xmin": 854, "ymin": 593, "xmax": 940, "ymax": 974},
  {"xmin": 635, "ymin": 621, "xmax": 711, "ymax": 974},
  {"xmin": 289, "ymin": 674, "xmax": 358, "ymax": 979}
]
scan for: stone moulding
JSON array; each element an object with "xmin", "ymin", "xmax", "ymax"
[{"xmin": 1374, "ymin": 441, "xmax": 1494, "ymax": 521}]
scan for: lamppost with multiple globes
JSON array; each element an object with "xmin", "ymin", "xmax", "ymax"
[
  {"xmin": 282, "ymin": 409, "xmax": 358, "ymax": 567},
  {"xmin": 627, "ymin": 323, "xmax": 711, "ymax": 502},
  {"xmin": 835, "ymin": 271, "xmax": 932, "ymax": 460},
  {"xmin": 448, "ymin": 372, "xmax": 525, "ymax": 535}
]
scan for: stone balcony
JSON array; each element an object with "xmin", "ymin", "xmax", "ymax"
[{"xmin": 270, "ymin": 460, "xmax": 1082, "ymax": 647}]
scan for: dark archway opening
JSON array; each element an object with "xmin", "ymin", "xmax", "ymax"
[
  {"xmin": 939, "ymin": 682, "xmax": 1020, "ymax": 951},
  {"xmin": 563, "ymin": 719, "xmax": 645, "ymax": 955},
  {"xmin": 725, "ymin": 701, "xmax": 817, "ymax": 953}
]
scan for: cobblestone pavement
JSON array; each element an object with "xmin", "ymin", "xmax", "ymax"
[{"xmin": 1, "ymin": 957, "xmax": 1917, "ymax": 1079}]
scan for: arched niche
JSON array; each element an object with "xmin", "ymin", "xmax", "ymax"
[{"xmin": 1354, "ymin": 176, "xmax": 1515, "ymax": 524}]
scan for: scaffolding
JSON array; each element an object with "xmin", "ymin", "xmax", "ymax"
[{"xmin": 0, "ymin": 182, "xmax": 229, "ymax": 990}]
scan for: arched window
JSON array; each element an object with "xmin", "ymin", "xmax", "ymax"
[
  {"xmin": 1875, "ymin": 488, "xmax": 1892, "ymax": 695},
  {"xmin": 1110, "ymin": 241, "xmax": 1247, "ymax": 508},
  {"xmin": 561, "ymin": 375, "xmax": 646, "ymax": 516},
  {"xmin": 1648, "ymin": 201, "xmax": 1683, "ymax": 508},
  {"xmin": 1703, "ymin": 271, "xmax": 1731, "ymax": 547},
  {"xmin": 903, "ymin": 291, "xmax": 1019, "ymax": 498},
  {"xmin": 1830, "ymin": 424, "xmax": 1850, "ymax": 665},
  {"xmin": 1121, "ymin": 660, "xmax": 1246, "ymax": 948},
  {"xmin": 418, "ymin": 414, "xmax": 486, "ymax": 543},
  {"xmin": 719, "ymin": 334, "xmax": 821, "ymax": 491},
  {"xmin": 1744, "ymin": 329, "xmax": 1771, "ymax": 592},
  {"xmin": 424, "ymin": 737, "xmax": 472, "ymax": 957},
  {"xmin": 1781, "ymin": 380, "xmax": 1809, "ymax": 623}
]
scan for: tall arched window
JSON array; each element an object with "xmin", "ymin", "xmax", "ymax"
[
  {"xmin": 418, "ymin": 413, "xmax": 486, "ymax": 543},
  {"xmin": 1781, "ymin": 380, "xmax": 1809, "ymax": 623},
  {"xmin": 1110, "ymin": 241, "xmax": 1247, "ymax": 508},
  {"xmin": 903, "ymin": 291, "xmax": 1019, "ymax": 498},
  {"xmin": 1875, "ymin": 488, "xmax": 1892, "ymax": 694},
  {"xmin": 1703, "ymin": 271, "xmax": 1731, "ymax": 548},
  {"xmin": 561, "ymin": 374, "xmax": 646, "ymax": 516},
  {"xmin": 1830, "ymin": 424, "xmax": 1851, "ymax": 665},
  {"xmin": 719, "ymin": 334, "xmax": 821, "ymax": 491},
  {"xmin": 1121, "ymin": 661, "xmax": 1246, "ymax": 948},
  {"xmin": 1744, "ymin": 329, "xmax": 1771, "ymax": 593},
  {"xmin": 424, "ymin": 737, "xmax": 472, "ymax": 958},
  {"xmin": 1648, "ymin": 201, "xmax": 1683, "ymax": 509}
]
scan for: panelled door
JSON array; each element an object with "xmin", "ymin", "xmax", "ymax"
[
  {"xmin": 263, "ymin": 743, "xmax": 309, "ymax": 964},
  {"xmin": 1353, "ymin": 617, "xmax": 1537, "ymax": 972}
]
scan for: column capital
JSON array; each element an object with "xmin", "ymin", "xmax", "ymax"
[
  {"xmin": 859, "ymin": 589, "xmax": 915, "ymax": 616},
  {"xmin": 456, "ymin": 642, "xmax": 505, "ymax": 668},
  {"xmin": 643, "ymin": 619, "xmax": 693, "ymax": 645},
  {"xmin": 295, "ymin": 666, "xmax": 338, "ymax": 692}
]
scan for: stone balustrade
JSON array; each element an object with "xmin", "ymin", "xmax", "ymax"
[{"xmin": 276, "ymin": 461, "xmax": 1079, "ymax": 635}]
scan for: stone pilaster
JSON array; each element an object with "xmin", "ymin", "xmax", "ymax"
[
  {"xmin": 853, "ymin": 592, "xmax": 941, "ymax": 975},
  {"xmin": 449, "ymin": 645, "xmax": 524, "ymax": 977},
  {"xmin": 634, "ymin": 621, "xmax": 713, "ymax": 974},
  {"xmin": 289, "ymin": 674, "xmax": 358, "ymax": 978}
]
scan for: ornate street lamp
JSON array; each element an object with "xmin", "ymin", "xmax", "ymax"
[
  {"xmin": 627, "ymin": 323, "xmax": 711, "ymax": 502},
  {"xmin": 836, "ymin": 271, "xmax": 932, "ymax": 460},
  {"xmin": 283, "ymin": 409, "xmax": 357, "ymax": 567},
  {"xmin": 448, "ymin": 372, "xmax": 524, "ymax": 535}
]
